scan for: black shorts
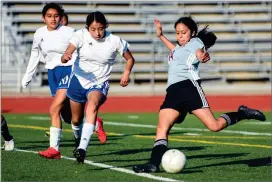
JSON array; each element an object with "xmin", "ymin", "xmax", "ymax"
[{"xmin": 160, "ymin": 79, "xmax": 209, "ymax": 123}]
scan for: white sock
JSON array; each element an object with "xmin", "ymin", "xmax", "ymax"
[
  {"xmin": 83, "ymin": 116, "xmax": 98, "ymax": 131},
  {"xmin": 72, "ymin": 123, "xmax": 83, "ymax": 140},
  {"xmin": 94, "ymin": 118, "xmax": 99, "ymax": 131},
  {"xmin": 78, "ymin": 123, "xmax": 94, "ymax": 151},
  {"xmin": 49, "ymin": 127, "xmax": 62, "ymax": 151}
]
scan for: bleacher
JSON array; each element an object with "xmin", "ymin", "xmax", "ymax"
[{"xmin": 1, "ymin": 0, "xmax": 271, "ymax": 91}]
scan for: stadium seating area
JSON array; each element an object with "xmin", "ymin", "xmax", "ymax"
[{"xmin": 1, "ymin": 0, "xmax": 271, "ymax": 91}]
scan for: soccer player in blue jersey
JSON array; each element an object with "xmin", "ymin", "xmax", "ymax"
[{"xmin": 132, "ymin": 17, "xmax": 266, "ymax": 173}]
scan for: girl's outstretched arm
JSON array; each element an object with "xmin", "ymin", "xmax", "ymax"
[{"xmin": 154, "ymin": 19, "xmax": 176, "ymax": 52}]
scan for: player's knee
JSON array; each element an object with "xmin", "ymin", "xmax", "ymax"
[
  {"xmin": 60, "ymin": 110, "xmax": 71, "ymax": 124},
  {"xmin": 49, "ymin": 104, "xmax": 61, "ymax": 117},
  {"xmin": 207, "ymin": 124, "xmax": 221, "ymax": 132},
  {"xmin": 86, "ymin": 102, "xmax": 99, "ymax": 114},
  {"xmin": 71, "ymin": 119, "xmax": 82, "ymax": 126}
]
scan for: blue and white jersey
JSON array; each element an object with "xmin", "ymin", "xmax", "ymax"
[
  {"xmin": 69, "ymin": 29, "xmax": 129, "ymax": 89},
  {"xmin": 22, "ymin": 24, "xmax": 77, "ymax": 87},
  {"xmin": 167, "ymin": 37, "xmax": 204, "ymax": 88}
]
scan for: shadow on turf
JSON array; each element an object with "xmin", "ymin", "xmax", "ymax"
[
  {"xmin": 18, "ymin": 138, "xmax": 117, "ymax": 150},
  {"xmin": 90, "ymin": 146, "xmax": 206, "ymax": 157},
  {"xmin": 185, "ymin": 155, "xmax": 271, "ymax": 170}
]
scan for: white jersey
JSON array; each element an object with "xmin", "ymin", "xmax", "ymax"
[
  {"xmin": 22, "ymin": 25, "xmax": 77, "ymax": 86},
  {"xmin": 70, "ymin": 29, "xmax": 129, "ymax": 88}
]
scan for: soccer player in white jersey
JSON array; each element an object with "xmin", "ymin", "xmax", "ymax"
[
  {"xmin": 61, "ymin": 11, "xmax": 135, "ymax": 163},
  {"xmin": 60, "ymin": 13, "xmax": 68, "ymax": 26},
  {"xmin": 21, "ymin": 3, "xmax": 106, "ymax": 159},
  {"xmin": 133, "ymin": 17, "xmax": 266, "ymax": 173}
]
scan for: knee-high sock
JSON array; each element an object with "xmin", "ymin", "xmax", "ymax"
[
  {"xmin": 72, "ymin": 123, "xmax": 83, "ymax": 140},
  {"xmin": 49, "ymin": 127, "xmax": 62, "ymax": 151},
  {"xmin": 150, "ymin": 139, "xmax": 168, "ymax": 167},
  {"xmin": 220, "ymin": 112, "xmax": 242, "ymax": 126},
  {"xmin": 78, "ymin": 123, "xmax": 94, "ymax": 151}
]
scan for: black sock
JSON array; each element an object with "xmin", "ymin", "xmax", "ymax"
[
  {"xmin": 60, "ymin": 98, "xmax": 72, "ymax": 124},
  {"xmin": 220, "ymin": 112, "xmax": 243, "ymax": 126},
  {"xmin": 150, "ymin": 139, "xmax": 168, "ymax": 167},
  {"xmin": 1, "ymin": 116, "xmax": 13, "ymax": 141}
]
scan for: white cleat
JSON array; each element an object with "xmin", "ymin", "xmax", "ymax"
[{"xmin": 3, "ymin": 139, "xmax": 14, "ymax": 151}]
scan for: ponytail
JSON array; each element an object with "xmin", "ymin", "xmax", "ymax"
[{"xmin": 197, "ymin": 25, "xmax": 217, "ymax": 50}]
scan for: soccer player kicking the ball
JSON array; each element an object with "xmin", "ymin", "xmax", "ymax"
[{"xmin": 132, "ymin": 17, "xmax": 266, "ymax": 173}]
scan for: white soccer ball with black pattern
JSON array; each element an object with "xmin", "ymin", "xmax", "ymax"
[{"xmin": 161, "ymin": 149, "xmax": 186, "ymax": 173}]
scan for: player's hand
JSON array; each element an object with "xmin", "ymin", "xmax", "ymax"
[
  {"xmin": 154, "ymin": 19, "xmax": 163, "ymax": 37},
  {"xmin": 21, "ymin": 78, "xmax": 31, "ymax": 88},
  {"xmin": 120, "ymin": 71, "xmax": 130, "ymax": 87},
  {"xmin": 61, "ymin": 52, "xmax": 72, "ymax": 63},
  {"xmin": 196, "ymin": 49, "xmax": 210, "ymax": 63}
]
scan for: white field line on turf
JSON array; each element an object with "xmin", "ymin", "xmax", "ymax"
[
  {"xmin": 27, "ymin": 116, "xmax": 271, "ymax": 136},
  {"xmin": 104, "ymin": 122, "xmax": 272, "ymax": 136},
  {"xmin": 14, "ymin": 148, "xmax": 182, "ymax": 182},
  {"xmin": 242, "ymin": 121, "xmax": 271, "ymax": 125}
]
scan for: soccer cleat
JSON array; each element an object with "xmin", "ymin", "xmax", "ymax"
[
  {"xmin": 38, "ymin": 147, "xmax": 61, "ymax": 159},
  {"xmin": 3, "ymin": 139, "xmax": 15, "ymax": 151},
  {"xmin": 73, "ymin": 148, "xmax": 86, "ymax": 164},
  {"xmin": 95, "ymin": 117, "xmax": 107, "ymax": 144},
  {"xmin": 238, "ymin": 105, "xmax": 266, "ymax": 121},
  {"xmin": 132, "ymin": 163, "xmax": 159, "ymax": 173}
]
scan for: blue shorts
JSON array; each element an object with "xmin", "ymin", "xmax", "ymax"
[
  {"xmin": 48, "ymin": 66, "xmax": 72, "ymax": 96},
  {"xmin": 67, "ymin": 75, "xmax": 110, "ymax": 103}
]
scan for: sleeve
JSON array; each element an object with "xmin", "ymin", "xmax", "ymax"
[
  {"xmin": 21, "ymin": 31, "xmax": 42, "ymax": 88},
  {"xmin": 69, "ymin": 30, "xmax": 82, "ymax": 49},
  {"xmin": 186, "ymin": 38, "xmax": 204, "ymax": 53},
  {"xmin": 116, "ymin": 37, "xmax": 130, "ymax": 55}
]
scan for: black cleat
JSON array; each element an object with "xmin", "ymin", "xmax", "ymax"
[
  {"xmin": 132, "ymin": 163, "xmax": 159, "ymax": 173},
  {"xmin": 73, "ymin": 148, "xmax": 86, "ymax": 164},
  {"xmin": 238, "ymin": 105, "xmax": 266, "ymax": 121}
]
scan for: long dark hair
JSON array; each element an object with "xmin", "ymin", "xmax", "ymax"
[
  {"xmin": 174, "ymin": 16, "xmax": 217, "ymax": 49},
  {"xmin": 86, "ymin": 11, "xmax": 108, "ymax": 29}
]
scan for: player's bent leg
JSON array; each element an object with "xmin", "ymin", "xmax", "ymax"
[{"xmin": 192, "ymin": 108, "xmax": 226, "ymax": 132}]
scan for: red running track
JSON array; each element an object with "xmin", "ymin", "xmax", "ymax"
[{"xmin": 1, "ymin": 95, "xmax": 270, "ymax": 114}]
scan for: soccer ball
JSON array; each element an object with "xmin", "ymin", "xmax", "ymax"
[{"xmin": 161, "ymin": 149, "xmax": 186, "ymax": 173}]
